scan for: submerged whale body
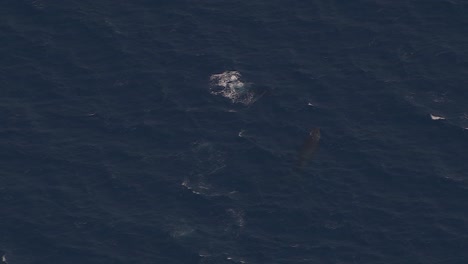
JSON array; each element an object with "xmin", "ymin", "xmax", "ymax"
[{"xmin": 297, "ymin": 128, "xmax": 321, "ymax": 168}]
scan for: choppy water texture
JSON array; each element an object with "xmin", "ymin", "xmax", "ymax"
[{"xmin": 1, "ymin": 1, "xmax": 468, "ymax": 263}]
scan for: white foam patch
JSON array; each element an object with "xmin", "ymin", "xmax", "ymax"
[
  {"xmin": 181, "ymin": 179, "xmax": 203, "ymax": 195},
  {"xmin": 226, "ymin": 255, "xmax": 247, "ymax": 263},
  {"xmin": 181, "ymin": 178, "xmax": 213, "ymax": 195},
  {"xmin": 430, "ymin": 114, "xmax": 445, "ymax": 120},
  {"xmin": 209, "ymin": 71, "xmax": 257, "ymax": 105}
]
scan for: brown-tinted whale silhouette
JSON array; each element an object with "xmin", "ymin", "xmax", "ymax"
[{"xmin": 297, "ymin": 128, "xmax": 320, "ymax": 168}]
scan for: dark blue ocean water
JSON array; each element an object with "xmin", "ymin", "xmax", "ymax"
[{"xmin": 1, "ymin": 1, "xmax": 468, "ymax": 263}]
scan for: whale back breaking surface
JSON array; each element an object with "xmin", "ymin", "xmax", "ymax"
[{"xmin": 297, "ymin": 128, "xmax": 321, "ymax": 168}]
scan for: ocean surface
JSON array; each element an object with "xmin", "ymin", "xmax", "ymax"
[{"xmin": 1, "ymin": 1, "xmax": 468, "ymax": 263}]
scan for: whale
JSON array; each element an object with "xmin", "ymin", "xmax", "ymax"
[{"xmin": 297, "ymin": 128, "xmax": 320, "ymax": 168}]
